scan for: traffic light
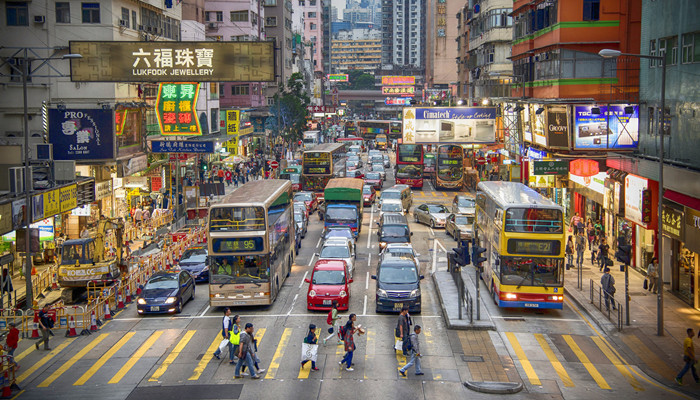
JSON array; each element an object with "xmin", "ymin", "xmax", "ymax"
[
  {"xmin": 615, "ymin": 235, "xmax": 632, "ymax": 265},
  {"xmin": 452, "ymin": 240, "xmax": 471, "ymax": 266},
  {"xmin": 472, "ymin": 245, "xmax": 487, "ymax": 266}
]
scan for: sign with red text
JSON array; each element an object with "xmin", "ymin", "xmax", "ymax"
[
  {"xmin": 382, "ymin": 76, "xmax": 415, "ymax": 85},
  {"xmin": 155, "ymin": 82, "xmax": 202, "ymax": 135}
]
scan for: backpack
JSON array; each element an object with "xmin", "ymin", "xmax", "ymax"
[
  {"xmin": 405, "ymin": 335, "xmax": 413, "ymax": 352},
  {"xmin": 327, "ymin": 310, "xmax": 334, "ymax": 325}
]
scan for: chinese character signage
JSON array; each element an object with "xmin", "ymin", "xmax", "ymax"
[
  {"xmin": 59, "ymin": 184, "xmax": 78, "ymax": 213},
  {"xmin": 546, "ymin": 106, "xmax": 570, "ymax": 149},
  {"xmin": 624, "ymin": 174, "xmax": 650, "ymax": 228},
  {"xmin": 226, "ymin": 110, "xmax": 240, "ymax": 135},
  {"xmin": 69, "ymin": 41, "xmax": 275, "ymax": 82},
  {"xmin": 327, "ymin": 74, "xmax": 349, "ymax": 82},
  {"xmin": 402, "ymin": 107, "xmax": 497, "ymax": 144},
  {"xmin": 151, "ymin": 141, "xmax": 214, "ymax": 153},
  {"xmin": 385, "ymin": 98, "xmax": 412, "ymax": 105},
  {"xmin": 307, "ymin": 106, "xmax": 336, "ymax": 113},
  {"xmin": 382, "ymin": 86, "xmax": 415, "ymax": 96},
  {"xmin": 156, "ymin": 83, "xmax": 202, "ymax": 135},
  {"xmin": 115, "ymin": 109, "xmax": 127, "ymax": 136},
  {"xmin": 533, "ymin": 161, "xmax": 569, "ymax": 175},
  {"xmin": 573, "ymin": 105, "xmax": 639, "ymax": 149},
  {"xmin": 382, "ymin": 76, "xmax": 415, "ymax": 85},
  {"xmin": 49, "ymin": 108, "xmax": 115, "ymax": 160}
]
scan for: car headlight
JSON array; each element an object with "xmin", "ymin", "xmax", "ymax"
[
  {"xmin": 410, "ymin": 289, "xmax": 421, "ymax": 298},
  {"xmin": 165, "ymin": 297, "xmax": 177, "ymax": 304},
  {"xmin": 137, "ymin": 298, "xmax": 146, "ymax": 305},
  {"xmin": 379, "ymin": 242, "xmax": 387, "ymax": 248},
  {"xmin": 377, "ymin": 289, "xmax": 388, "ymax": 298},
  {"xmin": 437, "ymin": 219, "xmax": 445, "ymax": 224},
  {"xmin": 308, "ymin": 290, "xmax": 316, "ymax": 297},
  {"xmin": 339, "ymin": 290, "xmax": 347, "ymax": 298}
]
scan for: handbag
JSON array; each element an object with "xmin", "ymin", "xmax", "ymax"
[
  {"xmin": 218, "ymin": 339, "xmax": 230, "ymax": 353},
  {"xmin": 643, "ymin": 279, "xmax": 648, "ymax": 290},
  {"xmin": 394, "ymin": 339, "xmax": 403, "ymax": 351},
  {"xmin": 605, "ymin": 258, "xmax": 613, "ymax": 267},
  {"xmin": 328, "ymin": 327, "xmax": 334, "ymax": 334}
]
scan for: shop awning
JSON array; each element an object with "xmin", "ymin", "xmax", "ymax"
[{"xmin": 664, "ymin": 189, "xmax": 700, "ymax": 211}]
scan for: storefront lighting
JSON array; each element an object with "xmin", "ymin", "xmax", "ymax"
[{"xmin": 481, "ymin": 98, "xmax": 490, "ymax": 106}]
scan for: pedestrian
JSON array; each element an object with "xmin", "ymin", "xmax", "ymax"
[
  {"xmin": 399, "ymin": 325, "xmax": 423, "ymax": 377},
  {"xmin": 35, "ymin": 305, "xmax": 52, "ymax": 351},
  {"xmin": 213, "ymin": 308, "xmax": 232, "ymax": 360},
  {"xmin": 233, "ymin": 172, "xmax": 238, "ymax": 187},
  {"xmin": 2, "ymin": 268, "xmax": 14, "ymax": 296},
  {"xmin": 586, "ymin": 219, "xmax": 595, "ymax": 250},
  {"xmin": 566, "ymin": 236, "xmax": 574, "ymax": 268},
  {"xmin": 675, "ymin": 328, "xmax": 699, "ymax": 385},
  {"xmin": 323, "ymin": 300, "xmax": 342, "ymax": 345},
  {"xmin": 575, "ymin": 231, "xmax": 586, "ymax": 269},
  {"xmin": 340, "ymin": 314, "xmax": 358, "ymax": 371},
  {"xmin": 300, "ymin": 324, "xmax": 320, "ymax": 371},
  {"xmin": 80, "ymin": 226, "xmax": 90, "ymax": 238},
  {"xmin": 5, "ymin": 322, "xmax": 19, "ymax": 366},
  {"xmin": 241, "ymin": 329, "xmax": 264, "ymax": 375},
  {"xmin": 569, "ymin": 212, "xmax": 582, "ymax": 233},
  {"xmin": 217, "ymin": 168, "xmax": 225, "ymax": 184},
  {"xmin": 396, "ymin": 306, "xmax": 411, "ymax": 355},
  {"xmin": 235, "ymin": 323, "xmax": 262, "ymax": 379},
  {"xmin": 225, "ymin": 169, "xmax": 232, "ymax": 186},
  {"xmin": 647, "ymin": 257, "xmax": 659, "ymax": 294},
  {"xmin": 601, "ymin": 267, "xmax": 616, "ymax": 311},
  {"xmin": 228, "ymin": 315, "xmax": 242, "ymax": 364},
  {"xmin": 134, "ymin": 207, "xmax": 143, "ymax": 226},
  {"xmin": 598, "ymin": 236, "xmax": 610, "ymax": 271}
]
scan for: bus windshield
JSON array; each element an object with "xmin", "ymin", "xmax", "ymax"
[
  {"xmin": 303, "ymin": 152, "xmax": 330, "ymax": 174},
  {"xmin": 397, "ymin": 145, "xmax": 422, "ymax": 163},
  {"xmin": 210, "ymin": 206, "xmax": 265, "ymax": 232},
  {"xmin": 499, "ymin": 257, "xmax": 564, "ymax": 287},
  {"xmin": 505, "ymin": 208, "xmax": 563, "ymax": 233},
  {"xmin": 210, "ymin": 255, "xmax": 270, "ymax": 284},
  {"xmin": 325, "ymin": 207, "xmax": 358, "ymax": 223},
  {"xmin": 396, "ymin": 165, "xmax": 422, "ymax": 179}
]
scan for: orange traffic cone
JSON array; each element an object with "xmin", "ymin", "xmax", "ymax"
[
  {"xmin": 30, "ymin": 313, "xmax": 40, "ymax": 339},
  {"xmin": 66, "ymin": 316, "xmax": 78, "ymax": 337},
  {"xmin": 104, "ymin": 303, "xmax": 112, "ymax": 320},
  {"xmin": 117, "ymin": 292, "xmax": 125, "ymax": 310},
  {"xmin": 136, "ymin": 278, "xmax": 142, "ymax": 295},
  {"xmin": 90, "ymin": 310, "xmax": 99, "ymax": 331},
  {"xmin": 31, "ymin": 265, "xmax": 37, "ymax": 275},
  {"xmin": 1, "ymin": 371, "xmax": 11, "ymax": 397},
  {"xmin": 125, "ymin": 286, "xmax": 132, "ymax": 304}
]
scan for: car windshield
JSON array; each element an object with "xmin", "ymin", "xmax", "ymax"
[
  {"xmin": 313, "ymin": 270, "xmax": 346, "ymax": 285},
  {"xmin": 387, "ymin": 248, "xmax": 414, "ymax": 257},
  {"xmin": 366, "ymin": 172, "xmax": 381, "ymax": 180},
  {"xmin": 372, "ymin": 165, "xmax": 384, "ymax": 172},
  {"xmin": 325, "ymin": 207, "xmax": 357, "ymax": 223},
  {"xmin": 294, "ymin": 204, "xmax": 306, "ymax": 212},
  {"xmin": 180, "ymin": 248, "xmax": 207, "ymax": 263},
  {"xmin": 382, "ymin": 226, "xmax": 409, "ymax": 237},
  {"xmin": 325, "ymin": 229, "xmax": 353, "ymax": 240},
  {"xmin": 455, "ymin": 216, "xmax": 474, "ymax": 225},
  {"xmin": 294, "ymin": 193, "xmax": 313, "ymax": 202},
  {"xmin": 144, "ymin": 275, "xmax": 179, "ymax": 290},
  {"xmin": 363, "ymin": 187, "xmax": 373, "ymax": 194},
  {"xmin": 457, "ymin": 198, "xmax": 475, "ymax": 207},
  {"xmin": 427, "ymin": 205, "xmax": 449, "ymax": 213},
  {"xmin": 379, "ymin": 265, "xmax": 418, "ymax": 284},
  {"xmin": 381, "ymin": 191, "xmax": 401, "ymax": 200},
  {"xmin": 499, "ymin": 257, "xmax": 564, "ymax": 287},
  {"xmin": 294, "ymin": 213, "xmax": 303, "ymax": 222},
  {"xmin": 381, "ymin": 202, "xmax": 402, "ymax": 212},
  {"xmin": 320, "ymin": 246, "xmax": 350, "ymax": 258}
]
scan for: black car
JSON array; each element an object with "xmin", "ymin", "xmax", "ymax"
[
  {"xmin": 372, "ymin": 256, "xmax": 423, "ymax": 313},
  {"xmin": 177, "ymin": 245, "xmax": 209, "ymax": 283},
  {"xmin": 137, "ymin": 271, "xmax": 195, "ymax": 315}
]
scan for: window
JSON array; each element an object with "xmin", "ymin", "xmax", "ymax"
[
  {"xmin": 121, "ymin": 7, "xmax": 129, "ymax": 26},
  {"xmin": 299, "ymin": 0, "xmax": 305, "ymax": 5},
  {"xmin": 264, "ymin": 0, "xmax": 277, "ymax": 5},
  {"xmin": 231, "ymin": 35, "xmax": 250, "ymax": 41},
  {"xmin": 310, "ymin": 23, "xmax": 317, "ymax": 30},
  {"xmin": 265, "ymin": 16, "xmax": 277, "ymax": 26},
  {"xmin": 310, "ymin": 0, "xmax": 316, "ymax": 5},
  {"xmin": 131, "ymin": 10, "xmax": 137, "ymax": 29},
  {"xmin": 664, "ymin": 36, "xmax": 678, "ymax": 65},
  {"xmin": 219, "ymin": 84, "xmax": 225, "ymax": 96},
  {"xmin": 206, "ymin": 11, "xmax": 223, "ymax": 22},
  {"xmin": 267, "ymin": 97, "xmax": 276, "ymax": 106},
  {"xmin": 649, "ymin": 39, "xmax": 657, "ymax": 67},
  {"xmin": 232, "ymin": 85, "xmax": 250, "ymax": 95},
  {"xmin": 230, "ymin": 11, "xmax": 248, "ymax": 22},
  {"xmin": 308, "ymin": 12, "xmax": 316, "ymax": 18},
  {"xmin": 82, "ymin": 3, "xmax": 100, "ymax": 23},
  {"xmin": 682, "ymin": 32, "xmax": 700, "ymax": 64},
  {"xmin": 6, "ymin": 2, "xmax": 29, "ymax": 26},
  {"xmin": 582, "ymin": 0, "xmax": 600, "ymax": 21}
]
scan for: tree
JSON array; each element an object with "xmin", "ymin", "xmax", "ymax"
[
  {"xmin": 353, "ymin": 74, "xmax": 375, "ymax": 90},
  {"xmin": 266, "ymin": 73, "xmax": 311, "ymax": 147}
]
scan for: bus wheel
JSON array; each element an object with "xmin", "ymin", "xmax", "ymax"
[{"xmin": 492, "ymin": 287, "xmax": 499, "ymax": 305}]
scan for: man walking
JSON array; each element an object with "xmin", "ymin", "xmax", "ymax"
[
  {"xmin": 235, "ymin": 323, "xmax": 262, "ymax": 379},
  {"xmin": 213, "ymin": 308, "xmax": 232, "ymax": 360},
  {"xmin": 397, "ymin": 306, "xmax": 411, "ymax": 355},
  {"xmin": 647, "ymin": 257, "xmax": 659, "ymax": 294},
  {"xmin": 675, "ymin": 328, "xmax": 699, "ymax": 385},
  {"xmin": 601, "ymin": 268, "xmax": 616, "ymax": 311},
  {"xmin": 35, "ymin": 305, "xmax": 52, "ymax": 351},
  {"xmin": 575, "ymin": 231, "xmax": 586, "ymax": 269},
  {"xmin": 399, "ymin": 325, "xmax": 423, "ymax": 376},
  {"xmin": 598, "ymin": 236, "xmax": 610, "ymax": 271}
]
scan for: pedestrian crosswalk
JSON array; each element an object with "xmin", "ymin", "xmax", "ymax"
[{"xmin": 12, "ymin": 321, "xmax": 654, "ymax": 393}]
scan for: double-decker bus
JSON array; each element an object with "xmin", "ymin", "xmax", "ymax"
[
  {"xmin": 475, "ymin": 181, "xmax": 565, "ymax": 309},
  {"xmin": 396, "ymin": 144, "xmax": 424, "ymax": 189},
  {"xmin": 301, "ymin": 143, "xmax": 346, "ymax": 195},
  {"xmin": 423, "ymin": 153, "xmax": 436, "ymax": 178},
  {"xmin": 433, "ymin": 144, "xmax": 464, "ymax": 190},
  {"xmin": 336, "ymin": 136, "xmax": 364, "ymax": 152},
  {"xmin": 208, "ymin": 179, "xmax": 295, "ymax": 306},
  {"xmin": 375, "ymin": 134, "xmax": 388, "ymax": 150}
]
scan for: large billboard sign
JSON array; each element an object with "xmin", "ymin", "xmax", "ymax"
[
  {"xmin": 49, "ymin": 108, "xmax": 114, "ymax": 160},
  {"xmin": 546, "ymin": 106, "xmax": 570, "ymax": 149},
  {"xmin": 402, "ymin": 107, "xmax": 497, "ymax": 144},
  {"xmin": 155, "ymin": 83, "xmax": 202, "ymax": 135},
  {"xmin": 382, "ymin": 76, "xmax": 415, "ymax": 85},
  {"xmin": 573, "ymin": 105, "xmax": 639, "ymax": 150},
  {"xmin": 69, "ymin": 41, "xmax": 275, "ymax": 82},
  {"xmin": 382, "ymin": 86, "xmax": 415, "ymax": 96}
]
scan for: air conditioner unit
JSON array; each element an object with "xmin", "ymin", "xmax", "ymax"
[
  {"xmin": 207, "ymin": 22, "xmax": 217, "ymax": 29},
  {"xmin": 8, "ymin": 167, "xmax": 31, "ymax": 194},
  {"xmin": 119, "ymin": 19, "xmax": 128, "ymax": 27},
  {"xmin": 33, "ymin": 15, "xmax": 45, "ymax": 23},
  {"xmin": 53, "ymin": 160, "xmax": 76, "ymax": 182},
  {"xmin": 31, "ymin": 143, "xmax": 53, "ymax": 161}
]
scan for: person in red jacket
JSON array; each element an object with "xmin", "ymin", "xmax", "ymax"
[{"xmin": 6, "ymin": 322, "xmax": 19, "ymax": 366}]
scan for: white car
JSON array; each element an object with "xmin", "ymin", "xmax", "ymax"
[
  {"xmin": 315, "ymin": 241, "xmax": 356, "ymax": 278},
  {"xmin": 379, "ymin": 199, "xmax": 405, "ymax": 218},
  {"xmin": 380, "ymin": 243, "xmax": 421, "ymax": 271},
  {"xmin": 324, "ymin": 237, "xmax": 357, "ymax": 259}
]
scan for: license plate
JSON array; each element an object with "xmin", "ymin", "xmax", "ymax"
[
  {"xmin": 524, "ymin": 303, "xmax": 539, "ymax": 308},
  {"xmin": 393, "ymin": 303, "xmax": 403, "ymax": 311},
  {"xmin": 323, "ymin": 300, "xmax": 332, "ymax": 305},
  {"xmin": 150, "ymin": 306, "xmax": 160, "ymax": 311},
  {"xmin": 233, "ymin": 301, "xmax": 246, "ymax": 305}
]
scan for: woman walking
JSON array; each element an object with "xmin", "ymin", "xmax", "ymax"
[
  {"xmin": 340, "ymin": 314, "xmax": 357, "ymax": 371},
  {"xmin": 300, "ymin": 324, "xmax": 320, "ymax": 371},
  {"xmin": 566, "ymin": 236, "xmax": 574, "ymax": 268},
  {"xmin": 323, "ymin": 301, "xmax": 342, "ymax": 345}
]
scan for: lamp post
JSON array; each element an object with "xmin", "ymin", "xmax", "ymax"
[{"xmin": 599, "ymin": 48, "xmax": 666, "ymax": 336}]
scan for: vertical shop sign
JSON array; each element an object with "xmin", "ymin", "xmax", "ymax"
[{"xmin": 156, "ymin": 82, "xmax": 202, "ymax": 135}]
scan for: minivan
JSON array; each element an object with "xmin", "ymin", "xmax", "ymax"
[
  {"xmin": 377, "ymin": 212, "xmax": 412, "ymax": 250},
  {"xmin": 380, "ymin": 186, "xmax": 412, "ymax": 213},
  {"xmin": 372, "ymin": 255, "xmax": 423, "ymax": 313}
]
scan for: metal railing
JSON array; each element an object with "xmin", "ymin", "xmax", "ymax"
[
  {"xmin": 448, "ymin": 254, "xmax": 474, "ymax": 323},
  {"xmin": 589, "ymin": 280, "xmax": 623, "ymax": 331}
]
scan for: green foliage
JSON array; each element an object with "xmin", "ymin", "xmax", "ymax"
[{"xmin": 267, "ymin": 73, "xmax": 311, "ymax": 143}]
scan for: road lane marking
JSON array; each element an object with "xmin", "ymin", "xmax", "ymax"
[
  {"xmin": 14, "ymin": 343, "xmax": 37, "ymax": 363},
  {"xmin": 17, "ymin": 338, "xmax": 76, "ymax": 384},
  {"xmin": 109, "ymin": 330, "xmax": 164, "ymax": 384},
  {"xmin": 492, "ymin": 316, "xmax": 585, "ymax": 322},
  {"xmin": 188, "ymin": 334, "xmax": 221, "ymax": 381},
  {"xmin": 365, "ymin": 271, "xmax": 369, "ymax": 290},
  {"xmin": 591, "ymin": 336, "xmax": 643, "ymax": 391},
  {"xmin": 442, "ymin": 192, "xmax": 448, "ymax": 197},
  {"xmin": 336, "ymin": 340, "xmax": 344, "ymax": 378},
  {"xmin": 287, "ymin": 294, "xmax": 299, "ymax": 316},
  {"xmin": 316, "ymin": 237, "xmax": 322, "ymax": 248},
  {"xmin": 265, "ymin": 328, "xmax": 292, "ymax": 379},
  {"xmin": 74, "ymin": 332, "xmax": 135, "ymax": 386},
  {"xmin": 200, "ymin": 305, "xmax": 210, "ymax": 317},
  {"xmin": 562, "ymin": 334, "xmax": 610, "ymax": 389},
  {"xmin": 364, "ymin": 328, "xmax": 375, "ymax": 380},
  {"xmin": 395, "ymin": 334, "xmax": 407, "ymax": 379},
  {"xmin": 367, "ymin": 253, "xmax": 372, "ymax": 270},
  {"xmin": 366, "ymin": 205, "xmax": 374, "ymax": 249},
  {"xmin": 297, "ymin": 331, "xmax": 319, "ymax": 379},
  {"xmin": 429, "ymin": 227, "xmax": 435, "ymax": 236},
  {"xmin": 431, "ymin": 240, "xmax": 438, "ymax": 274},
  {"xmin": 299, "ymin": 271, "xmax": 308, "ymax": 289},
  {"xmin": 432, "ymin": 191, "xmax": 437, "ymax": 197},
  {"xmin": 149, "ymin": 330, "xmax": 196, "ymax": 382},
  {"xmin": 307, "ymin": 253, "xmax": 317, "ymax": 267},
  {"xmin": 38, "ymin": 334, "xmax": 109, "ymax": 387},
  {"xmin": 505, "ymin": 332, "xmax": 541, "ymax": 386},
  {"xmin": 363, "ymin": 295, "xmax": 367, "ymax": 316},
  {"xmin": 435, "ymin": 238, "xmax": 447, "ymax": 253},
  {"xmin": 112, "ymin": 314, "xmax": 442, "ymax": 321},
  {"xmin": 534, "ymin": 333, "xmax": 573, "ymax": 387},
  {"xmin": 422, "ymin": 329, "xmax": 441, "ymax": 380}
]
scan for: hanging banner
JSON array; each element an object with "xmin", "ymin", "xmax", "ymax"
[
  {"xmin": 59, "ymin": 184, "xmax": 78, "ymax": 213},
  {"xmin": 573, "ymin": 105, "xmax": 639, "ymax": 149},
  {"xmin": 226, "ymin": 110, "xmax": 240, "ymax": 135},
  {"xmin": 49, "ymin": 108, "xmax": 115, "ymax": 160},
  {"xmin": 402, "ymin": 107, "xmax": 496, "ymax": 144},
  {"xmin": 156, "ymin": 82, "xmax": 202, "ymax": 135}
]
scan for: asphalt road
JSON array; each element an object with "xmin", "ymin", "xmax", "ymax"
[{"xmin": 11, "ymin": 152, "xmax": 685, "ymax": 400}]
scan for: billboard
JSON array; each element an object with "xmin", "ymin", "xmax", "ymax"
[
  {"xmin": 327, "ymin": 74, "xmax": 349, "ymax": 82},
  {"xmin": 573, "ymin": 105, "xmax": 639, "ymax": 149},
  {"xmin": 226, "ymin": 110, "xmax": 240, "ymax": 135},
  {"xmin": 155, "ymin": 83, "xmax": 202, "ymax": 135},
  {"xmin": 69, "ymin": 41, "xmax": 275, "ymax": 82},
  {"xmin": 402, "ymin": 107, "xmax": 497, "ymax": 144},
  {"xmin": 385, "ymin": 98, "xmax": 412, "ymax": 105},
  {"xmin": 151, "ymin": 141, "xmax": 214, "ymax": 153},
  {"xmin": 546, "ymin": 106, "xmax": 570, "ymax": 149},
  {"xmin": 382, "ymin": 86, "xmax": 415, "ymax": 96},
  {"xmin": 382, "ymin": 76, "xmax": 415, "ymax": 85},
  {"xmin": 49, "ymin": 108, "xmax": 115, "ymax": 160}
]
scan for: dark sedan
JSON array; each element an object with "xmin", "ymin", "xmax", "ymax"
[
  {"xmin": 177, "ymin": 245, "xmax": 209, "ymax": 283},
  {"xmin": 137, "ymin": 271, "xmax": 195, "ymax": 315}
]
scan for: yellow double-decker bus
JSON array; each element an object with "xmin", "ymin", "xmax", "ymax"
[
  {"xmin": 301, "ymin": 143, "xmax": 346, "ymax": 195},
  {"xmin": 475, "ymin": 181, "xmax": 566, "ymax": 309},
  {"xmin": 208, "ymin": 179, "xmax": 294, "ymax": 307}
]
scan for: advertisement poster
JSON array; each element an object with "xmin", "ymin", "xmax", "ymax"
[
  {"xmin": 532, "ymin": 107, "xmax": 547, "ymax": 147},
  {"xmin": 49, "ymin": 108, "xmax": 114, "ymax": 160},
  {"xmin": 402, "ymin": 107, "xmax": 497, "ymax": 144},
  {"xmin": 546, "ymin": 106, "xmax": 570, "ymax": 149},
  {"xmin": 521, "ymin": 106, "xmax": 532, "ymax": 143},
  {"xmin": 156, "ymin": 83, "xmax": 202, "ymax": 135},
  {"xmin": 573, "ymin": 105, "xmax": 639, "ymax": 149},
  {"xmin": 226, "ymin": 110, "xmax": 239, "ymax": 135},
  {"xmin": 115, "ymin": 105, "xmax": 143, "ymax": 158},
  {"xmin": 625, "ymin": 174, "xmax": 650, "ymax": 227}
]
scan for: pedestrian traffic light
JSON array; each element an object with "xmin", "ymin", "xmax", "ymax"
[
  {"xmin": 615, "ymin": 235, "xmax": 632, "ymax": 265},
  {"xmin": 452, "ymin": 240, "xmax": 470, "ymax": 266},
  {"xmin": 472, "ymin": 246, "xmax": 487, "ymax": 266}
]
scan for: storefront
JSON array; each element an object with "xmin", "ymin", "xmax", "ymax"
[
  {"xmin": 623, "ymin": 174, "xmax": 657, "ymax": 272},
  {"xmin": 569, "ymin": 162, "xmax": 608, "ymax": 235}
]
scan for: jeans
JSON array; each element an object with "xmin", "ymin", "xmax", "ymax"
[
  {"xmin": 677, "ymin": 357, "xmax": 699, "ymax": 382},
  {"xmin": 604, "ymin": 290, "xmax": 616, "ymax": 310},
  {"xmin": 567, "ymin": 254, "xmax": 573, "ymax": 266},
  {"xmin": 400, "ymin": 351, "xmax": 422, "ymax": 374},
  {"xmin": 341, "ymin": 350, "xmax": 353, "ymax": 368},
  {"xmin": 230, "ymin": 344, "xmax": 239, "ymax": 362},
  {"xmin": 235, "ymin": 352, "xmax": 257, "ymax": 377},
  {"xmin": 324, "ymin": 321, "xmax": 341, "ymax": 342},
  {"xmin": 576, "ymin": 252, "xmax": 584, "ymax": 268}
]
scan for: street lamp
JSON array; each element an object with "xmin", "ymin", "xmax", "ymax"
[{"xmin": 598, "ymin": 48, "xmax": 666, "ymax": 336}]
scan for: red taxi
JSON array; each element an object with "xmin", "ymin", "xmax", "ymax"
[{"xmin": 305, "ymin": 259, "xmax": 352, "ymax": 311}]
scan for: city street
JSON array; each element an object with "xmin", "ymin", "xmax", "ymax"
[{"xmin": 8, "ymin": 160, "xmax": 690, "ymax": 400}]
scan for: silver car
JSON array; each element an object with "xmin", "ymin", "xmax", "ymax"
[
  {"xmin": 413, "ymin": 203, "xmax": 450, "ymax": 228},
  {"xmin": 315, "ymin": 241, "xmax": 356, "ymax": 278},
  {"xmin": 445, "ymin": 213, "xmax": 474, "ymax": 241},
  {"xmin": 383, "ymin": 154, "xmax": 391, "ymax": 168},
  {"xmin": 379, "ymin": 199, "xmax": 404, "ymax": 218},
  {"xmin": 452, "ymin": 195, "xmax": 476, "ymax": 215},
  {"xmin": 371, "ymin": 164, "xmax": 386, "ymax": 181}
]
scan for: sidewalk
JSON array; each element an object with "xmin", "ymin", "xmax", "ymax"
[{"xmin": 565, "ymin": 240, "xmax": 700, "ymax": 396}]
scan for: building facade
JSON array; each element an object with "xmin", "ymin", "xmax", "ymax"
[
  {"xmin": 424, "ymin": 0, "xmax": 462, "ymax": 93},
  {"xmin": 264, "ymin": 0, "xmax": 295, "ymax": 103},
  {"xmin": 381, "ymin": 0, "xmax": 425, "ymax": 70},
  {"xmin": 331, "ymin": 30, "xmax": 382, "ymax": 73},
  {"xmin": 301, "ymin": 0, "xmax": 324, "ymax": 73}
]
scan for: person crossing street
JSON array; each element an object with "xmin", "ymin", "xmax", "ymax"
[{"xmin": 399, "ymin": 325, "xmax": 423, "ymax": 377}]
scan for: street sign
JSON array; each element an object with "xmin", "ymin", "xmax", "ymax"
[
  {"xmin": 477, "ymin": 157, "xmax": 486, "ymax": 165},
  {"xmin": 533, "ymin": 160, "xmax": 569, "ymax": 175},
  {"xmin": 152, "ymin": 141, "xmax": 214, "ymax": 153},
  {"xmin": 307, "ymin": 106, "xmax": 336, "ymax": 113},
  {"xmin": 269, "ymin": 161, "xmax": 279, "ymax": 169}
]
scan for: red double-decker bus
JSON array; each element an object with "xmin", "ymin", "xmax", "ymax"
[{"xmin": 396, "ymin": 144, "xmax": 424, "ymax": 189}]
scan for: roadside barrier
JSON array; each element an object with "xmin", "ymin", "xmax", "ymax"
[{"xmin": 0, "ymin": 355, "xmax": 19, "ymax": 398}]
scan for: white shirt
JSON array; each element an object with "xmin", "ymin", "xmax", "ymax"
[{"xmin": 222, "ymin": 315, "xmax": 231, "ymax": 331}]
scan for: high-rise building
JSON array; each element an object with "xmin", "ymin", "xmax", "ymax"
[
  {"xmin": 264, "ymin": 0, "xmax": 295, "ymax": 104},
  {"xmin": 331, "ymin": 30, "xmax": 382, "ymax": 73},
  {"xmin": 301, "ymin": 0, "xmax": 324, "ymax": 73},
  {"xmin": 381, "ymin": 0, "xmax": 425, "ymax": 70},
  {"xmin": 425, "ymin": 0, "xmax": 462, "ymax": 92}
]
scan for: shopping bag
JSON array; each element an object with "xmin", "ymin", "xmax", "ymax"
[
  {"xmin": 218, "ymin": 339, "xmax": 230, "ymax": 353},
  {"xmin": 643, "ymin": 279, "xmax": 648, "ymax": 290},
  {"xmin": 394, "ymin": 339, "xmax": 403, "ymax": 351},
  {"xmin": 301, "ymin": 343, "xmax": 318, "ymax": 362}
]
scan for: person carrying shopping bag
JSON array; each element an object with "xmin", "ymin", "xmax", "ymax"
[{"xmin": 301, "ymin": 324, "xmax": 320, "ymax": 371}]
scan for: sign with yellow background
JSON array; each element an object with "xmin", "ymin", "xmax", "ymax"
[
  {"xmin": 226, "ymin": 110, "xmax": 240, "ymax": 135},
  {"xmin": 43, "ymin": 189, "xmax": 60, "ymax": 218},
  {"xmin": 59, "ymin": 185, "xmax": 77, "ymax": 213}
]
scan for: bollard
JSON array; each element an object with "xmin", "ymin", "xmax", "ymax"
[
  {"xmin": 117, "ymin": 291, "xmax": 125, "ymax": 310},
  {"xmin": 103, "ymin": 303, "xmax": 112, "ymax": 320}
]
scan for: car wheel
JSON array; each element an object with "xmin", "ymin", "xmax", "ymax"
[
  {"xmin": 430, "ymin": 220, "xmax": 435, "ymax": 229},
  {"xmin": 414, "ymin": 214, "xmax": 419, "ymax": 223},
  {"xmin": 175, "ymin": 302, "xmax": 182, "ymax": 314}
]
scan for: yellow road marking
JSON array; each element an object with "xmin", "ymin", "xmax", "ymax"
[
  {"xmin": 562, "ymin": 335, "xmax": 610, "ymax": 389},
  {"xmin": 265, "ymin": 328, "xmax": 292, "ymax": 379},
  {"xmin": 189, "ymin": 333, "xmax": 221, "ymax": 381},
  {"xmin": 442, "ymin": 192, "xmax": 448, "ymax": 197},
  {"xmin": 109, "ymin": 330, "xmax": 164, "ymax": 384},
  {"xmin": 297, "ymin": 332, "xmax": 319, "ymax": 379},
  {"xmin": 149, "ymin": 330, "xmax": 196, "ymax": 382},
  {"xmin": 395, "ymin": 335, "xmax": 407, "ymax": 379},
  {"xmin": 364, "ymin": 329, "xmax": 375, "ymax": 380},
  {"xmin": 17, "ymin": 338, "xmax": 75, "ymax": 383},
  {"xmin": 423, "ymin": 329, "xmax": 441, "ymax": 380},
  {"xmin": 336, "ymin": 339, "xmax": 345, "ymax": 378},
  {"xmin": 505, "ymin": 332, "xmax": 541, "ymax": 386},
  {"xmin": 255, "ymin": 327, "xmax": 266, "ymax": 346},
  {"xmin": 37, "ymin": 334, "xmax": 109, "ymax": 387},
  {"xmin": 534, "ymin": 333, "xmax": 573, "ymax": 387},
  {"xmin": 9, "ymin": 389, "xmax": 24, "ymax": 400},
  {"xmin": 419, "ymin": 191, "xmax": 425, "ymax": 196},
  {"xmin": 14, "ymin": 343, "xmax": 36, "ymax": 363},
  {"xmin": 591, "ymin": 336, "xmax": 644, "ymax": 391},
  {"xmin": 431, "ymin": 191, "xmax": 437, "ymax": 197},
  {"xmin": 75, "ymin": 332, "xmax": 134, "ymax": 385}
]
